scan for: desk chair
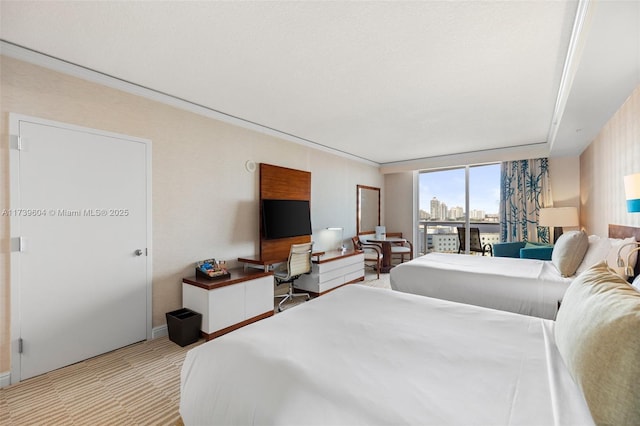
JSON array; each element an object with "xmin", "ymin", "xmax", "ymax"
[
  {"xmin": 386, "ymin": 232, "xmax": 413, "ymax": 264},
  {"xmin": 352, "ymin": 236, "xmax": 383, "ymax": 279},
  {"xmin": 457, "ymin": 227, "xmax": 493, "ymax": 256},
  {"xmin": 274, "ymin": 242, "xmax": 313, "ymax": 312}
]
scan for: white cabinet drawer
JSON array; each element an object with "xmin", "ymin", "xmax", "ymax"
[
  {"xmin": 182, "ymin": 284, "xmax": 209, "ymax": 331},
  {"xmin": 345, "ymin": 269, "xmax": 365, "ymax": 284},
  {"xmin": 209, "ymin": 284, "xmax": 245, "ymax": 332},
  {"xmin": 182, "ymin": 269, "xmax": 274, "ymax": 340},
  {"xmin": 318, "ymin": 276, "xmax": 347, "ymax": 293},
  {"xmin": 245, "ymin": 275, "xmax": 274, "ymax": 318},
  {"xmin": 294, "ymin": 252, "xmax": 364, "ymax": 294},
  {"xmin": 317, "ymin": 254, "xmax": 363, "ymax": 274},
  {"xmin": 317, "ymin": 265, "xmax": 348, "ymax": 283},
  {"xmin": 317, "ymin": 257, "xmax": 364, "ymax": 283}
]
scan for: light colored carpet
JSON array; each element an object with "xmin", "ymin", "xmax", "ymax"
[
  {"xmin": 0, "ymin": 336, "xmax": 202, "ymax": 426},
  {"xmin": 0, "ymin": 269, "xmax": 390, "ymax": 425},
  {"xmin": 361, "ymin": 269, "xmax": 392, "ymax": 289}
]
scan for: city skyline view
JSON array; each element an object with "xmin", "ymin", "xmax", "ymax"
[{"xmin": 419, "ymin": 164, "xmax": 501, "ymax": 220}]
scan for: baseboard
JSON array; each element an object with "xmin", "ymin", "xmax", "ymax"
[
  {"xmin": 0, "ymin": 371, "xmax": 11, "ymax": 388},
  {"xmin": 152, "ymin": 324, "xmax": 168, "ymax": 339}
]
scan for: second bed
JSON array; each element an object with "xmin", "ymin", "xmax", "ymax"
[{"xmin": 390, "ymin": 252, "xmax": 571, "ymax": 319}]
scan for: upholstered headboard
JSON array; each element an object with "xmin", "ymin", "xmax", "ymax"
[{"xmin": 608, "ymin": 224, "xmax": 640, "ymax": 278}]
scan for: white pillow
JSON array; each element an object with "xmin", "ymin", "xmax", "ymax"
[
  {"xmin": 575, "ymin": 235, "xmax": 613, "ymax": 275},
  {"xmin": 605, "ymin": 237, "xmax": 638, "ymax": 274},
  {"xmin": 551, "ymin": 230, "xmax": 589, "ymax": 277},
  {"xmin": 632, "ymin": 275, "xmax": 640, "ymax": 291}
]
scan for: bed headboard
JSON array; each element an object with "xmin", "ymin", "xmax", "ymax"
[{"xmin": 608, "ymin": 224, "xmax": 640, "ymax": 278}]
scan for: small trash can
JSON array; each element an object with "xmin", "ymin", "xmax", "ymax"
[{"xmin": 166, "ymin": 308, "xmax": 202, "ymax": 347}]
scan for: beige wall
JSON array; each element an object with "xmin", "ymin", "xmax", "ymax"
[
  {"xmin": 547, "ymin": 156, "xmax": 581, "ymax": 234},
  {"xmin": 384, "ymin": 172, "xmax": 415, "ymax": 245},
  {"xmin": 0, "ymin": 56, "xmax": 383, "ymax": 375},
  {"xmin": 580, "ymin": 84, "xmax": 640, "ymax": 236},
  {"xmin": 549, "ymin": 156, "xmax": 581, "ymax": 209}
]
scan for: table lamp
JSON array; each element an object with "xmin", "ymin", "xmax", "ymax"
[
  {"xmin": 616, "ymin": 242, "xmax": 640, "ymax": 278},
  {"xmin": 538, "ymin": 207, "xmax": 579, "ymax": 243},
  {"xmin": 327, "ymin": 227, "xmax": 345, "ymax": 251}
]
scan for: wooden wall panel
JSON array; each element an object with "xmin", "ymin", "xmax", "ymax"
[
  {"xmin": 260, "ymin": 163, "xmax": 312, "ymax": 261},
  {"xmin": 260, "ymin": 164, "xmax": 311, "ymax": 201}
]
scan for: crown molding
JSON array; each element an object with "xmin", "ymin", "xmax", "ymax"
[
  {"xmin": 0, "ymin": 40, "xmax": 379, "ymax": 168},
  {"xmin": 546, "ymin": 0, "xmax": 593, "ymax": 150}
]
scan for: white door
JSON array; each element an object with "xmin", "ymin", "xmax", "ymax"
[{"xmin": 9, "ymin": 115, "xmax": 151, "ymax": 382}]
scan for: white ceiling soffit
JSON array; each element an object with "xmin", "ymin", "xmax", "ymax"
[
  {"xmin": 550, "ymin": 0, "xmax": 640, "ymax": 157},
  {"xmin": 1, "ymin": 0, "xmax": 631, "ymax": 169}
]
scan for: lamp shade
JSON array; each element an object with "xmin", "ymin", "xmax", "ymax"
[
  {"xmin": 538, "ymin": 207, "xmax": 579, "ymax": 227},
  {"xmin": 624, "ymin": 173, "xmax": 640, "ymax": 213}
]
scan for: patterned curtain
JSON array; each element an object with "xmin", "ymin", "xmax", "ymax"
[{"xmin": 500, "ymin": 158, "xmax": 553, "ymax": 243}]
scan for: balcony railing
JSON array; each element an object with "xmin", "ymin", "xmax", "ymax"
[{"xmin": 418, "ymin": 220, "xmax": 501, "ymax": 255}]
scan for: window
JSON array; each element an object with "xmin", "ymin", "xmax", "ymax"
[{"xmin": 418, "ymin": 164, "xmax": 500, "ymax": 254}]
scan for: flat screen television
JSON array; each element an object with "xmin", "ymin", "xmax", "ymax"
[{"xmin": 262, "ymin": 199, "xmax": 312, "ymax": 240}]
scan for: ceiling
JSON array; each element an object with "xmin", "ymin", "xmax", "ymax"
[{"xmin": 1, "ymin": 1, "xmax": 638, "ymax": 168}]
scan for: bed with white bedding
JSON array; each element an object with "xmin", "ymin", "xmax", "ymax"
[
  {"xmin": 390, "ymin": 226, "xmax": 640, "ymax": 320},
  {"xmin": 180, "ymin": 284, "xmax": 594, "ymax": 425},
  {"xmin": 390, "ymin": 253, "xmax": 571, "ymax": 319}
]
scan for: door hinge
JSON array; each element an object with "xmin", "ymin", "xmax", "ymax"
[
  {"xmin": 9, "ymin": 135, "xmax": 22, "ymax": 151},
  {"xmin": 18, "ymin": 338, "xmax": 23, "ymax": 354},
  {"xmin": 10, "ymin": 237, "xmax": 25, "ymax": 253}
]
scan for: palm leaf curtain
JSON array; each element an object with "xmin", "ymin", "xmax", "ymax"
[{"xmin": 500, "ymin": 158, "xmax": 553, "ymax": 243}]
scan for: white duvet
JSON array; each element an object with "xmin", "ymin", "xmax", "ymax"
[
  {"xmin": 180, "ymin": 284, "xmax": 592, "ymax": 425},
  {"xmin": 390, "ymin": 253, "xmax": 573, "ymax": 320}
]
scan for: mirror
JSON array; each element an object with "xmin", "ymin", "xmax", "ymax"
[{"xmin": 357, "ymin": 185, "xmax": 380, "ymax": 234}]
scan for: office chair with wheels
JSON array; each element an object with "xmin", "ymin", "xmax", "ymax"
[{"xmin": 274, "ymin": 242, "xmax": 313, "ymax": 312}]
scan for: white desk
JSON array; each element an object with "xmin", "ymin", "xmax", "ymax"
[{"xmin": 294, "ymin": 249, "xmax": 365, "ymax": 295}]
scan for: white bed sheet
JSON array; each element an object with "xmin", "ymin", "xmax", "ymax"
[
  {"xmin": 390, "ymin": 253, "xmax": 573, "ymax": 320},
  {"xmin": 180, "ymin": 285, "xmax": 592, "ymax": 425}
]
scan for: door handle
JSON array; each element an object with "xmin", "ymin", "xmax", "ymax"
[{"xmin": 134, "ymin": 249, "xmax": 144, "ymax": 256}]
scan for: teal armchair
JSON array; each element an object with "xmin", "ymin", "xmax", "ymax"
[{"xmin": 492, "ymin": 241, "xmax": 553, "ymax": 261}]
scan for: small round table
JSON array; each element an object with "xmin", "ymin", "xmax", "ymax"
[{"xmin": 365, "ymin": 237, "xmax": 407, "ymax": 273}]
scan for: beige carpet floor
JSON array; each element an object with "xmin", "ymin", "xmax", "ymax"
[{"xmin": 0, "ymin": 270, "xmax": 390, "ymax": 425}]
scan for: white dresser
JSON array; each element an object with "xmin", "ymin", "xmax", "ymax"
[
  {"xmin": 182, "ymin": 269, "xmax": 274, "ymax": 341},
  {"xmin": 294, "ymin": 250, "xmax": 365, "ymax": 295}
]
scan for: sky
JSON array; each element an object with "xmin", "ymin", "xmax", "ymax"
[{"xmin": 419, "ymin": 164, "xmax": 501, "ymax": 215}]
